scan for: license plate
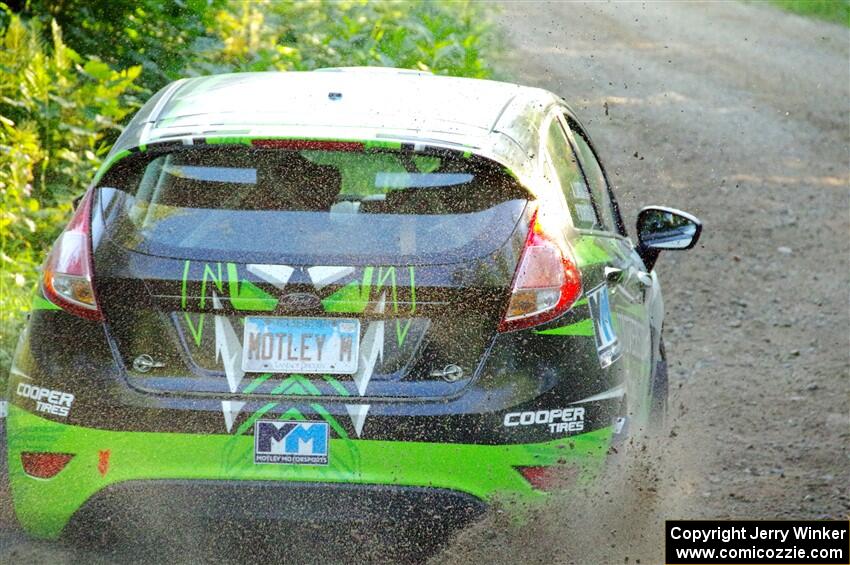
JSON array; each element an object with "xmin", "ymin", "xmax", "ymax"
[{"xmin": 241, "ymin": 317, "xmax": 360, "ymax": 374}]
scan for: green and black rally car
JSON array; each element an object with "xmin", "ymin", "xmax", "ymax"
[{"xmin": 2, "ymin": 68, "xmax": 701, "ymax": 540}]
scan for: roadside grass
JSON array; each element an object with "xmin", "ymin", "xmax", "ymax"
[{"xmin": 765, "ymin": 0, "xmax": 850, "ymax": 26}]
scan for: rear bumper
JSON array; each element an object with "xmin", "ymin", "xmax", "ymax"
[
  {"xmin": 7, "ymin": 405, "xmax": 611, "ymax": 538},
  {"xmin": 69, "ymin": 479, "xmax": 485, "ymax": 527}
]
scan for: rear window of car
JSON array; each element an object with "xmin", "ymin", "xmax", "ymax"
[{"xmin": 98, "ymin": 146, "xmax": 529, "ymax": 265}]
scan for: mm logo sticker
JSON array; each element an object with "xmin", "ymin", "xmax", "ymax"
[{"xmin": 254, "ymin": 420, "xmax": 329, "ymax": 465}]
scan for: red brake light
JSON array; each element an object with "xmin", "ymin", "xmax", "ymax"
[
  {"xmin": 20, "ymin": 452, "xmax": 74, "ymax": 479},
  {"xmin": 514, "ymin": 465, "xmax": 578, "ymax": 491},
  {"xmin": 42, "ymin": 190, "xmax": 103, "ymax": 321},
  {"xmin": 498, "ymin": 209, "xmax": 582, "ymax": 332}
]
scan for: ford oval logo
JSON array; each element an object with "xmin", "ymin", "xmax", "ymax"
[{"xmin": 280, "ymin": 292, "xmax": 322, "ymax": 311}]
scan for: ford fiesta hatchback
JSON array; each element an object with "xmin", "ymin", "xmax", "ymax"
[{"xmin": 4, "ymin": 68, "xmax": 702, "ymax": 542}]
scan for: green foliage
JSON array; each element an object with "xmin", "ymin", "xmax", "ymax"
[
  {"xmin": 766, "ymin": 0, "xmax": 850, "ymax": 26},
  {"xmin": 189, "ymin": 0, "xmax": 499, "ymax": 78},
  {"xmin": 17, "ymin": 0, "xmax": 498, "ymax": 92},
  {"xmin": 0, "ymin": 16, "xmax": 142, "ymax": 206},
  {"xmin": 0, "ymin": 14, "xmax": 141, "ymax": 375},
  {"xmin": 0, "ymin": 0, "xmax": 498, "ymax": 379},
  {"xmin": 17, "ymin": 0, "xmax": 225, "ymax": 91},
  {"xmin": 0, "ymin": 118, "xmax": 44, "ymax": 374}
]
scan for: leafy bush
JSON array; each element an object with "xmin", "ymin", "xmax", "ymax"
[
  {"xmin": 16, "ymin": 0, "xmax": 225, "ymax": 92},
  {"xmin": 190, "ymin": 0, "xmax": 499, "ymax": 78},
  {"xmin": 0, "ymin": 15, "xmax": 141, "ymax": 375},
  {"xmin": 17, "ymin": 0, "xmax": 500, "ymax": 92}
]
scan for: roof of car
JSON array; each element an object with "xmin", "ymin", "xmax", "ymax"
[
  {"xmin": 160, "ymin": 69, "xmax": 521, "ymax": 133},
  {"xmin": 107, "ymin": 68, "xmax": 562, "ymax": 186}
]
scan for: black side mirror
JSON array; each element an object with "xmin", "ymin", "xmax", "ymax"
[
  {"xmin": 71, "ymin": 193, "xmax": 84, "ymax": 211},
  {"xmin": 636, "ymin": 206, "xmax": 702, "ymax": 270}
]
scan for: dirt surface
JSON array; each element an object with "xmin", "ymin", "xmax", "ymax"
[{"xmin": 1, "ymin": 2, "xmax": 847, "ymax": 563}]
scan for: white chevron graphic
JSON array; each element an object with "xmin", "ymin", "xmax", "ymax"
[
  {"xmin": 222, "ymin": 400, "xmax": 246, "ymax": 433},
  {"xmin": 246, "ymin": 264, "xmax": 294, "ymax": 290},
  {"xmin": 213, "ymin": 291, "xmax": 246, "ymax": 432},
  {"xmin": 308, "ymin": 266, "xmax": 355, "ymax": 290},
  {"xmin": 213, "ymin": 292, "xmax": 244, "ymax": 393},
  {"xmin": 352, "ymin": 293, "xmax": 385, "ymax": 397},
  {"xmin": 343, "ymin": 292, "xmax": 385, "ymax": 437},
  {"xmin": 570, "ymin": 384, "xmax": 626, "ymax": 404},
  {"xmin": 345, "ymin": 404, "xmax": 370, "ymax": 437}
]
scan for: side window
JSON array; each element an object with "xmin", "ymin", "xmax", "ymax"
[
  {"xmin": 566, "ymin": 118, "xmax": 618, "ymax": 233},
  {"xmin": 543, "ymin": 118, "xmax": 601, "ymax": 231}
]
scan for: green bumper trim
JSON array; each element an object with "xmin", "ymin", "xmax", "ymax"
[{"xmin": 7, "ymin": 405, "xmax": 611, "ymax": 539}]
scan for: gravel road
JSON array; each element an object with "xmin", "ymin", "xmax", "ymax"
[{"xmin": 1, "ymin": 2, "xmax": 847, "ymax": 563}]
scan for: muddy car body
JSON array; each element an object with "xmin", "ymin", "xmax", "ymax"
[{"xmin": 4, "ymin": 68, "xmax": 701, "ymax": 540}]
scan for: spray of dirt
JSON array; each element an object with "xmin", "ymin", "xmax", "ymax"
[{"xmin": 432, "ymin": 425, "xmax": 710, "ymax": 565}]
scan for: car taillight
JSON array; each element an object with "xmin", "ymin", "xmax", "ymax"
[
  {"xmin": 514, "ymin": 465, "xmax": 580, "ymax": 491},
  {"xmin": 20, "ymin": 452, "xmax": 74, "ymax": 479},
  {"xmin": 498, "ymin": 209, "xmax": 582, "ymax": 332},
  {"xmin": 42, "ymin": 190, "xmax": 103, "ymax": 321}
]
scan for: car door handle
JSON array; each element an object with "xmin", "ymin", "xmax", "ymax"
[
  {"xmin": 607, "ymin": 266, "xmax": 652, "ymax": 288},
  {"xmin": 604, "ymin": 266, "xmax": 625, "ymax": 284},
  {"xmin": 634, "ymin": 270, "xmax": 653, "ymax": 287}
]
